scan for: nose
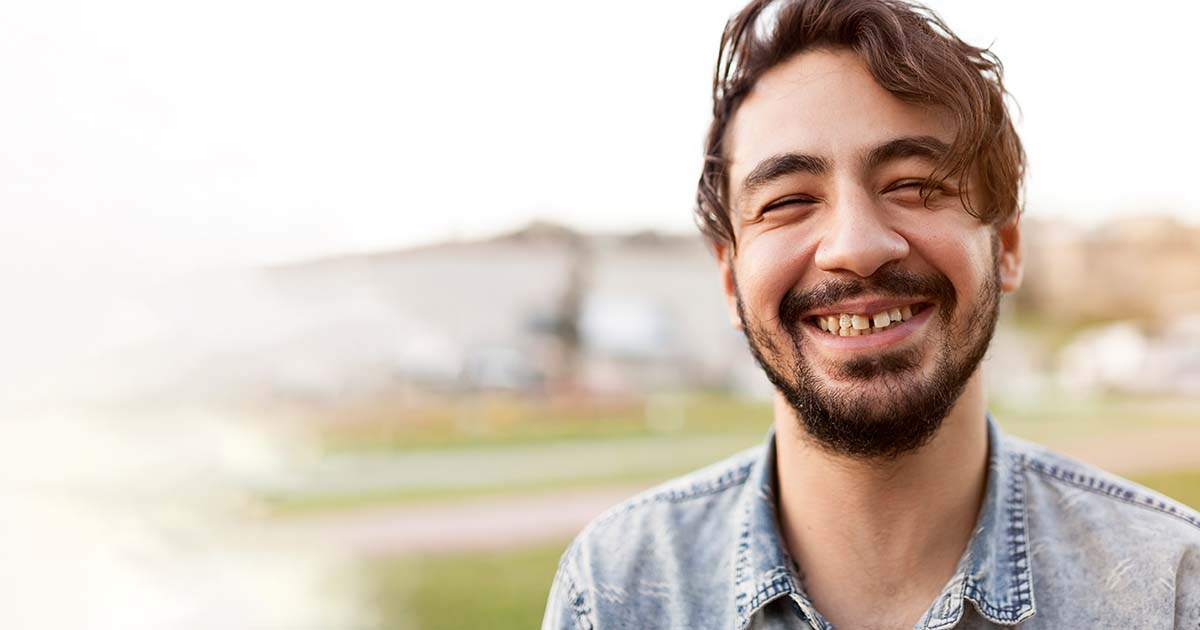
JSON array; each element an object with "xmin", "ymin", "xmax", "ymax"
[{"xmin": 813, "ymin": 188, "xmax": 909, "ymax": 277}]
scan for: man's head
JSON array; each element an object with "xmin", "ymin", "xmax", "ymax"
[{"xmin": 695, "ymin": 0, "xmax": 1025, "ymax": 459}]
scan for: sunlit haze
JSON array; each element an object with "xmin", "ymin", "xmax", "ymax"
[
  {"xmin": 2, "ymin": 0, "xmax": 1198, "ymax": 285},
  {"xmin": 3, "ymin": 3, "xmax": 1199, "ymax": 628}
]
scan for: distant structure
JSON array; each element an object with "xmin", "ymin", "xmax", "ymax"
[
  {"xmin": 133, "ymin": 215, "xmax": 1200, "ymax": 404},
  {"xmin": 1020, "ymin": 215, "xmax": 1200, "ymax": 322},
  {"xmin": 257, "ymin": 221, "xmax": 754, "ymax": 399}
]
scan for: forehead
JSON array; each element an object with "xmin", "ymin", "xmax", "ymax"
[{"xmin": 726, "ymin": 48, "xmax": 954, "ymax": 188}]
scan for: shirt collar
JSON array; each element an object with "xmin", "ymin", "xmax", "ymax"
[{"xmin": 732, "ymin": 415, "xmax": 1037, "ymax": 630}]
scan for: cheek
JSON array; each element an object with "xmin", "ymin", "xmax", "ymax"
[
  {"xmin": 735, "ymin": 233, "xmax": 813, "ymax": 320},
  {"xmin": 909, "ymin": 227, "xmax": 995, "ymax": 303}
]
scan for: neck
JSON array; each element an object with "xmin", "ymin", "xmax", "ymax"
[{"xmin": 773, "ymin": 371, "xmax": 990, "ymax": 627}]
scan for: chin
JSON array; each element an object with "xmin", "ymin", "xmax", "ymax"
[
  {"xmin": 766, "ymin": 349, "xmax": 968, "ymax": 459},
  {"xmin": 818, "ymin": 349, "xmax": 930, "ymax": 383}
]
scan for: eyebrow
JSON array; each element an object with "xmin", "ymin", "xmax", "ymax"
[
  {"xmin": 736, "ymin": 135, "xmax": 951, "ymax": 203},
  {"xmin": 738, "ymin": 152, "xmax": 831, "ymax": 201},
  {"xmin": 864, "ymin": 135, "xmax": 951, "ymax": 170}
]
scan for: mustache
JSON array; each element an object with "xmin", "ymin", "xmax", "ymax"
[{"xmin": 779, "ymin": 267, "xmax": 957, "ymax": 326}]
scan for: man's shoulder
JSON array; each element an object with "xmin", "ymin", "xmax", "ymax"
[
  {"xmin": 1001, "ymin": 433, "xmax": 1200, "ymax": 625},
  {"xmin": 559, "ymin": 442, "xmax": 763, "ymax": 575},
  {"xmin": 577, "ymin": 442, "xmax": 763, "ymax": 545},
  {"xmin": 1006, "ymin": 433, "xmax": 1200, "ymax": 547},
  {"xmin": 547, "ymin": 445, "xmax": 762, "ymax": 629}
]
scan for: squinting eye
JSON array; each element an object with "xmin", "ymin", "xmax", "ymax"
[
  {"xmin": 886, "ymin": 180, "xmax": 947, "ymax": 203},
  {"xmin": 888, "ymin": 180, "xmax": 926, "ymax": 193},
  {"xmin": 762, "ymin": 196, "xmax": 817, "ymax": 213},
  {"xmin": 885, "ymin": 179, "xmax": 959, "ymax": 211}
]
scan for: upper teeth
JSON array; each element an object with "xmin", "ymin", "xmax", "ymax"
[{"xmin": 815, "ymin": 304, "xmax": 920, "ymax": 336}]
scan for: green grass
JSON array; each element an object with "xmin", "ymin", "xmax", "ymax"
[
  {"xmin": 362, "ymin": 468, "xmax": 1200, "ymax": 628},
  {"xmin": 369, "ymin": 540, "xmax": 569, "ymax": 630},
  {"xmin": 273, "ymin": 466, "xmax": 1200, "ymax": 517},
  {"xmin": 319, "ymin": 392, "xmax": 772, "ymax": 453},
  {"xmin": 266, "ymin": 469, "xmax": 672, "ymax": 515},
  {"xmin": 266, "ymin": 430, "xmax": 767, "ymax": 515},
  {"xmin": 366, "ymin": 470, "xmax": 1200, "ymax": 630},
  {"xmin": 288, "ymin": 387, "xmax": 1200, "ymax": 628},
  {"xmin": 320, "ymin": 390, "xmax": 1198, "ymax": 455},
  {"xmin": 290, "ymin": 460, "xmax": 1200, "ymax": 520},
  {"xmin": 992, "ymin": 393, "xmax": 1200, "ymax": 445},
  {"xmin": 269, "ymin": 391, "xmax": 1200, "ymax": 516}
]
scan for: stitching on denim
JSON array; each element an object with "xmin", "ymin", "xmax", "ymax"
[
  {"xmin": 733, "ymin": 497, "xmax": 754, "ymax": 627},
  {"xmin": 588, "ymin": 451, "xmax": 759, "ymax": 531},
  {"xmin": 747, "ymin": 576, "xmax": 793, "ymax": 609},
  {"xmin": 737, "ymin": 556, "xmax": 805, "ymax": 626},
  {"xmin": 739, "ymin": 576, "xmax": 800, "ymax": 630},
  {"xmin": 926, "ymin": 617, "xmax": 956, "ymax": 630},
  {"xmin": 561, "ymin": 565, "xmax": 595, "ymax": 630},
  {"xmin": 733, "ymin": 483, "xmax": 806, "ymax": 630},
  {"xmin": 1007, "ymin": 450, "xmax": 1034, "ymax": 606},
  {"xmin": 732, "ymin": 439, "xmax": 809, "ymax": 630},
  {"xmin": 1023, "ymin": 453, "xmax": 1200, "ymax": 532},
  {"xmin": 1013, "ymin": 451, "xmax": 1037, "ymax": 623},
  {"xmin": 963, "ymin": 583, "xmax": 1023, "ymax": 621},
  {"xmin": 921, "ymin": 573, "xmax": 967, "ymax": 630},
  {"xmin": 962, "ymin": 448, "xmax": 1036, "ymax": 626},
  {"xmin": 654, "ymin": 463, "xmax": 756, "ymax": 503}
]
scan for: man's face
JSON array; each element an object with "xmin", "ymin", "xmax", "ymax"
[{"xmin": 717, "ymin": 48, "xmax": 1022, "ymax": 458}]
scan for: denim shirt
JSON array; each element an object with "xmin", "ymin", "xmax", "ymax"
[{"xmin": 543, "ymin": 417, "xmax": 1200, "ymax": 629}]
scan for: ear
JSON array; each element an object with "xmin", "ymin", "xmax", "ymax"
[
  {"xmin": 996, "ymin": 215, "xmax": 1023, "ymax": 294},
  {"xmin": 714, "ymin": 241, "xmax": 743, "ymax": 329}
]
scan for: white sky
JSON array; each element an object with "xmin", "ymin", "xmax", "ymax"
[{"xmin": 2, "ymin": 0, "xmax": 1198, "ymax": 287}]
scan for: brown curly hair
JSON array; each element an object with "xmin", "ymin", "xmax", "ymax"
[{"xmin": 695, "ymin": 0, "xmax": 1025, "ymax": 250}]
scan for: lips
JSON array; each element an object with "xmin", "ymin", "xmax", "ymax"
[
  {"xmin": 777, "ymin": 268, "xmax": 958, "ymax": 342},
  {"xmin": 800, "ymin": 300, "xmax": 936, "ymax": 353}
]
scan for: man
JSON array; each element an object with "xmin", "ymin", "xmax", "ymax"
[{"xmin": 543, "ymin": 0, "xmax": 1200, "ymax": 628}]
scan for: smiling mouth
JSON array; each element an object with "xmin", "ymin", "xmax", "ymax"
[{"xmin": 806, "ymin": 303, "xmax": 931, "ymax": 337}]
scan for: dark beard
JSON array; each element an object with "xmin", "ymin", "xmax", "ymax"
[{"xmin": 736, "ymin": 251, "xmax": 1001, "ymax": 460}]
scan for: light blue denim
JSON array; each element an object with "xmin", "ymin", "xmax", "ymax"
[{"xmin": 543, "ymin": 416, "xmax": 1200, "ymax": 629}]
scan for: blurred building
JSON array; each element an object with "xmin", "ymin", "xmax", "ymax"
[
  {"xmin": 189, "ymin": 222, "xmax": 757, "ymax": 401},
  {"xmin": 1057, "ymin": 317, "xmax": 1200, "ymax": 395},
  {"xmin": 1020, "ymin": 215, "xmax": 1200, "ymax": 321},
  {"xmin": 126, "ymin": 215, "xmax": 1200, "ymax": 404}
]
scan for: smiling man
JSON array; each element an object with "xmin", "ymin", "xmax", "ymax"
[{"xmin": 543, "ymin": 1, "xmax": 1200, "ymax": 628}]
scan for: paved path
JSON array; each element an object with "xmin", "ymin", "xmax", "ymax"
[
  {"xmin": 277, "ymin": 484, "xmax": 650, "ymax": 555},
  {"xmin": 276, "ymin": 426, "xmax": 1200, "ymax": 556}
]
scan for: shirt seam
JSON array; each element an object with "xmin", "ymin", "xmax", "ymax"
[
  {"xmin": 559, "ymin": 558, "xmax": 595, "ymax": 630},
  {"xmin": 959, "ymin": 447, "xmax": 1036, "ymax": 625},
  {"xmin": 588, "ymin": 456, "xmax": 757, "ymax": 529},
  {"xmin": 1023, "ymin": 455, "xmax": 1200, "ymax": 532}
]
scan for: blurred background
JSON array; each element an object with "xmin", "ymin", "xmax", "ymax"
[{"xmin": 3, "ymin": 0, "xmax": 1199, "ymax": 628}]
